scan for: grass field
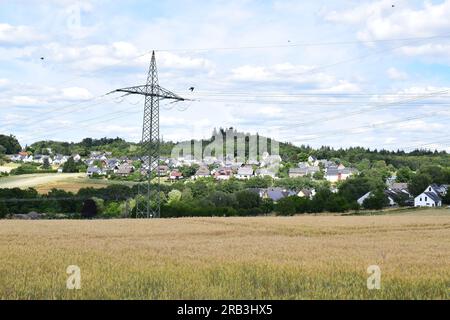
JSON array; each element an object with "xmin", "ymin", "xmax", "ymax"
[
  {"xmin": 0, "ymin": 173, "xmax": 137, "ymax": 194},
  {"xmin": 0, "ymin": 162, "xmax": 20, "ymax": 173},
  {"xmin": 0, "ymin": 209, "xmax": 449, "ymax": 300}
]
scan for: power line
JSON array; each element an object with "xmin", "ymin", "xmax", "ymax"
[
  {"xmin": 0, "ymin": 93, "xmax": 112, "ymax": 131},
  {"xmin": 156, "ymin": 34, "xmax": 450, "ymax": 52},
  {"xmin": 278, "ymin": 89, "xmax": 450, "ymax": 129},
  {"xmin": 282, "ymin": 111, "xmax": 450, "ymax": 142}
]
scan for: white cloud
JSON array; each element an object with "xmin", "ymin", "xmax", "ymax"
[
  {"xmin": 259, "ymin": 106, "xmax": 282, "ymax": 116},
  {"xmin": 0, "ymin": 23, "xmax": 44, "ymax": 45},
  {"xmin": 61, "ymin": 87, "xmax": 93, "ymax": 100},
  {"xmin": 11, "ymin": 96, "xmax": 39, "ymax": 106},
  {"xmin": 387, "ymin": 67, "xmax": 408, "ymax": 81},
  {"xmin": 399, "ymin": 43, "xmax": 450, "ymax": 62},
  {"xmin": 230, "ymin": 63, "xmax": 358, "ymax": 91},
  {"xmin": 325, "ymin": 0, "xmax": 450, "ymax": 40},
  {"xmin": 231, "ymin": 65, "xmax": 270, "ymax": 81}
]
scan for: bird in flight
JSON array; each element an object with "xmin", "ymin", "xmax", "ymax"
[
  {"xmin": 189, "ymin": 87, "xmax": 195, "ymax": 92},
  {"xmin": 40, "ymin": 57, "xmax": 45, "ymax": 60}
]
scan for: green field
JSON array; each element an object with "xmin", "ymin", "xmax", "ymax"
[{"xmin": 0, "ymin": 209, "xmax": 449, "ymax": 299}]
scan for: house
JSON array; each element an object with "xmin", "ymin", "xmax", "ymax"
[
  {"xmin": 318, "ymin": 159, "xmax": 333, "ymax": 168},
  {"xmin": 106, "ymin": 159, "xmax": 120, "ymax": 171},
  {"xmin": 260, "ymin": 187, "xmax": 296, "ymax": 202},
  {"xmin": 202, "ymin": 156, "xmax": 217, "ymax": 165},
  {"xmin": 390, "ymin": 182, "xmax": 409, "ymax": 192},
  {"xmin": 116, "ymin": 163, "xmax": 134, "ymax": 176},
  {"xmin": 289, "ymin": 166, "xmax": 320, "ymax": 178},
  {"xmin": 260, "ymin": 153, "xmax": 282, "ymax": 167},
  {"xmin": 193, "ymin": 166, "xmax": 211, "ymax": 179},
  {"xmin": 298, "ymin": 188, "xmax": 315, "ymax": 199},
  {"xmin": 358, "ymin": 188, "xmax": 413, "ymax": 207},
  {"xmin": 235, "ymin": 166, "xmax": 254, "ymax": 180},
  {"xmin": 33, "ymin": 154, "xmax": 43, "ymax": 163},
  {"xmin": 414, "ymin": 184, "xmax": 448, "ymax": 207},
  {"xmin": 308, "ymin": 156, "xmax": 319, "ymax": 166},
  {"xmin": 53, "ymin": 154, "xmax": 69, "ymax": 165},
  {"xmin": 169, "ymin": 170, "xmax": 183, "ymax": 181},
  {"xmin": 157, "ymin": 165, "xmax": 170, "ymax": 176},
  {"xmin": 255, "ymin": 168, "xmax": 276, "ymax": 179},
  {"xmin": 86, "ymin": 166, "xmax": 103, "ymax": 177},
  {"xmin": 414, "ymin": 192, "xmax": 442, "ymax": 207},
  {"xmin": 213, "ymin": 167, "xmax": 233, "ymax": 180},
  {"xmin": 325, "ymin": 167, "xmax": 356, "ymax": 183},
  {"xmin": 22, "ymin": 155, "xmax": 33, "ymax": 163},
  {"xmin": 72, "ymin": 154, "xmax": 81, "ymax": 162}
]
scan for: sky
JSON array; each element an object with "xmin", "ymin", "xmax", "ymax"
[{"xmin": 0, "ymin": 0, "xmax": 450, "ymax": 152}]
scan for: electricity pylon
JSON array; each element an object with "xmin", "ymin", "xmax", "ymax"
[{"xmin": 113, "ymin": 51, "xmax": 187, "ymax": 218}]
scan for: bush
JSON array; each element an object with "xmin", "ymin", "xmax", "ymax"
[
  {"xmin": 276, "ymin": 196, "xmax": 297, "ymax": 216},
  {"xmin": 362, "ymin": 190, "xmax": 388, "ymax": 210},
  {"xmin": 10, "ymin": 164, "xmax": 56, "ymax": 175},
  {"xmin": 235, "ymin": 190, "xmax": 260, "ymax": 209},
  {"xmin": 81, "ymin": 199, "xmax": 97, "ymax": 218},
  {"xmin": 102, "ymin": 202, "xmax": 122, "ymax": 218},
  {"xmin": 0, "ymin": 201, "xmax": 8, "ymax": 218}
]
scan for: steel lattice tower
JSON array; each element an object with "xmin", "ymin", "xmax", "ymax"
[{"xmin": 113, "ymin": 51, "xmax": 186, "ymax": 218}]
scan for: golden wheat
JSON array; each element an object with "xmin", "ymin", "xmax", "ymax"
[{"xmin": 0, "ymin": 209, "xmax": 449, "ymax": 299}]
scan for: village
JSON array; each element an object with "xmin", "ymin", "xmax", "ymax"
[{"xmin": 6, "ymin": 150, "xmax": 448, "ymax": 209}]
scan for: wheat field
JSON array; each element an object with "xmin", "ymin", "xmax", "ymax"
[{"xmin": 0, "ymin": 210, "xmax": 449, "ymax": 299}]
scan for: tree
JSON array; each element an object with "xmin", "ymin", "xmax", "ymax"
[
  {"xmin": 408, "ymin": 173, "xmax": 432, "ymax": 196},
  {"xmin": 325, "ymin": 194, "xmax": 349, "ymax": 212},
  {"xmin": 260, "ymin": 198, "xmax": 274, "ymax": 214},
  {"xmin": 0, "ymin": 134, "xmax": 21, "ymax": 154},
  {"xmin": 42, "ymin": 157, "xmax": 51, "ymax": 170},
  {"xmin": 235, "ymin": 190, "xmax": 260, "ymax": 209},
  {"xmin": 181, "ymin": 188, "xmax": 194, "ymax": 202},
  {"xmin": 91, "ymin": 197, "xmax": 104, "ymax": 214},
  {"xmin": 0, "ymin": 201, "xmax": 8, "ymax": 218},
  {"xmin": 297, "ymin": 152, "xmax": 309, "ymax": 162},
  {"xmin": 276, "ymin": 196, "xmax": 297, "ymax": 215},
  {"xmin": 63, "ymin": 157, "xmax": 78, "ymax": 173},
  {"xmin": 443, "ymin": 191, "xmax": 450, "ymax": 205},
  {"xmin": 338, "ymin": 176, "xmax": 371, "ymax": 202},
  {"xmin": 362, "ymin": 190, "xmax": 388, "ymax": 210},
  {"xmin": 418, "ymin": 165, "xmax": 448, "ymax": 184},
  {"xmin": 103, "ymin": 202, "xmax": 122, "ymax": 218},
  {"xmin": 244, "ymin": 176, "xmax": 272, "ymax": 188},
  {"xmin": 0, "ymin": 145, "xmax": 6, "ymax": 157},
  {"xmin": 313, "ymin": 170, "xmax": 324, "ymax": 180},
  {"xmin": 168, "ymin": 189, "xmax": 182, "ymax": 204},
  {"xmin": 81, "ymin": 199, "xmax": 97, "ymax": 218},
  {"xmin": 310, "ymin": 188, "xmax": 333, "ymax": 212},
  {"xmin": 396, "ymin": 167, "xmax": 413, "ymax": 182},
  {"xmin": 179, "ymin": 164, "xmax": 199, "ymax": 178},
  {"xmin": 208, "ymin": 191, "xmax": 236, "ymax": 207}
]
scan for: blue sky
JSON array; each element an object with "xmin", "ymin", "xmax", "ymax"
[{"xmin": 0, "ymin": 0, "xmax": 450, "ymax": 152}]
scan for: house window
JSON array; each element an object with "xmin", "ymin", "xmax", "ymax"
[
  {"xmin": 425, "ymin": 197, "xmax": 428, "ymax": 201},
  {"xmin": 420, "ymin": 197, "xmax": 422, "ymax": 201}
]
